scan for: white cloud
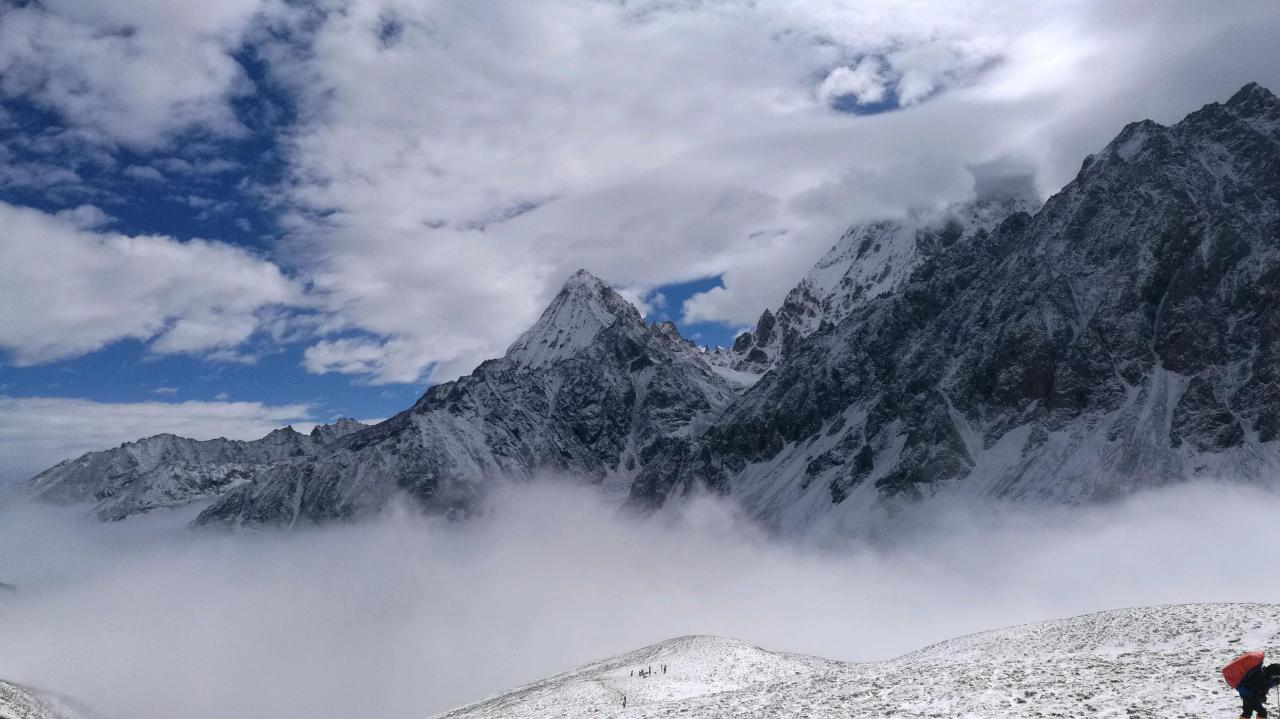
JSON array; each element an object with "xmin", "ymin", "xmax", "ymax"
[
  {"xmin": 303, "ymin": 337, "xmax": 395, "ymax": 378},
  {"xmin": 4, "ymin": 0, "xmax": 1279, "ymax": 382},
  {"xmin": 0, "ymin": 1, "xmax": 266, "ymax": 147},
  {"xmin": 0, "ymin": 482, "xmax": 1278, "ymax": 718},
  {"xmin": 0, "ymin": 201, "xmax": 304, "ymax": 364},
  {"xmin": 0, "ymin": 396, "xmax": 312, "ymax": 483},
  {"xmin": 51, "ymin": 204, "xmax": 113, "ymax": 230},
  {"xmin": 254, "ymin": 0, "xmax": 1280, "ymax": 382},
  {"xmin": 816, "ymin": 59, "xmax": 887, "ymax": 107}
]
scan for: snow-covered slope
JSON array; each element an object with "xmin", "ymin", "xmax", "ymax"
[
  {"xmin": 0, "ymin": 680, "xmax": 98, "ymax": 719},
  {"xmin": 25, "ymin": 419, "xmax": 368, "ymax": 520},
  {"xmin": 433, "ymin": 603, "xmax": 1279, "ymax": 719}
]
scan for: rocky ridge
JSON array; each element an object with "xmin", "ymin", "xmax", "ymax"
[
  {"xmin": 708, "ymin": 189, "xmax": 1038, "ymax": 373},
  {"xmin": 27, "ymin": 419, "xmax": 369, "ymax": 520},
  {"xmin": 631, "ymin": 82, "xmax": 1280, "ymax": 529}
]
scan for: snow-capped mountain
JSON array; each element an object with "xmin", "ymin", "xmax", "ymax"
[
  {"xmin": 26, "ymin": 419, "xmax": 368, "ymax": 520},
  {"xmin": 19, "ymin": 83, "xmax": 1280, "ymax": 529},
  {"xmin": 712, "ymin": 188, "xmax": 1038, "ymax": 373},
  {"xmin": 432, "ymin": 602, "xmax": 1277, "ymax": 719},
  {"xmin": 632, "ymin": 82, "xmax": 1280, "ymax": 528},
  {"xmin": 193, "ymin": 270, "xmax": 738, "ymax": 527}
]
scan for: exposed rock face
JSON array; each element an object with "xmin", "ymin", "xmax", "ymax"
[
  {"xmin": 193, "ymin": 271, "xmax": 738, "ymax": 527},
  {"xmin": 633, "ymin": 83, "xmax": 1280, "ymax": 528},
  {"xmin": 711, "ymin": 191, "xmax": 1039, "ymax": 373},
  {"xmin": 26, "ymin": 420, "xmax": 369, "ymax": 520}
]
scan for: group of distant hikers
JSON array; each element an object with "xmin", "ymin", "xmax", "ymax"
[
  {"xmin": 619, "ymin": 664, "xmax": 669, "ymax": 708},
  {"xmin": 628, "ymin": 664, "xmax": 667, "ymax": 680},
  {"xmin": 1225, "ymin": 651, "xmax": 1280, "ymax": 718}
]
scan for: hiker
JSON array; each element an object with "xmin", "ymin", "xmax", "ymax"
[{"xmin": 1239, "ymin": 664, "xmax": 1280, "ymax": 718}]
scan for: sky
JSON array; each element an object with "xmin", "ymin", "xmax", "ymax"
[{"xmin": 2, "ymin": 0, "xmax": 1279, "ymax": 479}]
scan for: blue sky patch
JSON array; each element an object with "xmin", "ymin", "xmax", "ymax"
[{"xmin": 645, "ymin": 275, "xmax": 741, "ymax": 349}]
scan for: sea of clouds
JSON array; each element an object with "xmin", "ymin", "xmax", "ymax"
[{"xmin": 0, "ymin": 480, "xmax": 1274, "ymax": 718}]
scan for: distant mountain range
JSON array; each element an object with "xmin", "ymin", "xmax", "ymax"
[
  {"xmin": 20, "ymin": 83, "xmax": 1280, "ymax": 529},
  {"xmin": 27, "ymin": 419, "xmax": 369, "ymax": 520}
]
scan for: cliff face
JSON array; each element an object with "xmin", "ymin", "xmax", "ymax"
[{"xmin": 632, "ymin": 83, "xmax": 1280, "ymax": 529}]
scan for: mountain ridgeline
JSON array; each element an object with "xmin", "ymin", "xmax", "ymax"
[
  {"xmin": 22, "ymin": 83, "xmax": 1280, "ymax": 529},
  {"xmin": 631, "ymin": 82, "xmax": 1280, "ymax": 529}
]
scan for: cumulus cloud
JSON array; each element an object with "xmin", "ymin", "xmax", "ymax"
[
  {"xmin": 0, "ymin": 481, "xmax": 1277, "ymax": 718},
  {"xmin": 0, "ymin": 0, "xmax": 266, "ymax": 147},
  {"xmin": 3, "ymin": 0, "xmax": 1279, "ymax": 383},
  {"xmin": 816, "ymin": 59, "xmax": 888, "ymax": 107},
  {"xmin": 51, "ymin": 204, "xmax": 113, "ymax": 230},
  {"xmin": 0, "ymin": 395, "xmax": 313, "ymax": 483},
  {"xmin": 0, "ymin": 201, "xmax": 304, "ymax": 364},
  {"xmin": 254, "ymin": 0, "xmax": 1280, "ymax": 382}
]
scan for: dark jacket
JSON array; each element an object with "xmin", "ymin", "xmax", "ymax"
[{"xmin": 1238, "ymin": 667, "xmax": 1280, "ymax": 699}]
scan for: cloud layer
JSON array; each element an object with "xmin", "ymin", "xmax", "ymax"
[
  {"xmin": 0, "ymin": 481, "xmax": 1276, "ymax": 718},
  {"xmin": 3, "ymin": 0, "xmax": 1280, "ymax": 384}
]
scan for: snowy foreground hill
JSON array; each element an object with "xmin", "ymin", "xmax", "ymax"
[
  {"xmin": 0, "ymin": 680, "xmax": 96, "ymax": 719},
  {"xmin": 434, "ymin": 603, "xmax": 1277, "ymax": 719}
]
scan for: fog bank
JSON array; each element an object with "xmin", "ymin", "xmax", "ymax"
[{"xmin": 0, "ymin": 481, "xmax": 1273, "ymax": 718}]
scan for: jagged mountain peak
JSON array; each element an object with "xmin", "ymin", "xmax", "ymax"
[
  {"xmin": 1096, "ymin": 83, "xmax": 1278, "ymax": 168},
  {"xmin": 506, "ymin": 268, "xmax": 645, "ymax": 368},
  {"xmin": 308, "ymin": 417, "xmax": 370, "ymax": 444},
  {"xmin": 1226, "ymin": 81, "xmax": 1278, "ymax": 109},
  {"xmin": 263, "ymin": 426, "xmax": 303, "ymax": 440}
]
